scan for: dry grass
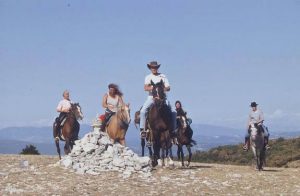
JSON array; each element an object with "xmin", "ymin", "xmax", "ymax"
[{"xmin": 1, "ymin": 155, "xmax": 300, "ymax": 195}]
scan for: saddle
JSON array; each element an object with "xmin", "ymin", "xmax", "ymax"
[{"xmin": 100, "ymin": 112, "xmax": 116, "ymax": 131}]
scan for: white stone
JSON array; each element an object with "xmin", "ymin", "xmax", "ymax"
[
  {"xmin": 98, "ymin": 136, "xmax": 111, "ymax": 145},
  {"xmin": 82, "ymin": 143, "xmax": 96, "ymax": 154},
  {"xmin": 60, "ymin": 129, "xmax": 152, "ymax": 178},
  {"xmin": 137, "ymin": 157, "xmax": 151, "ymax": 167},
  {"xmin": 62, "ymin": 158, "xmax": 72, "ymax": 168},
  {"xmin": 112, "ymin": 158, "xmax": 125, "ymax": 168}
]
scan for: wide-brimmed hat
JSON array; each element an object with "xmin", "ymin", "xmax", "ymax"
[
  {"xmin": 147, "ymin": 61, "xmax": 161, "ymax": 69},
  {"xmin": 250, "ymin": 102, "xmax": 258, "ymax": 107}
]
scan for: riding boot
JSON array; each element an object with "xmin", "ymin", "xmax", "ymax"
[
  {"xmin": 53, "ymin": 120, "xmax": 60, "ymax": 141},
  {"xmin": 243, "ymin": 138, "xmax": 250, "ymax": 151}
]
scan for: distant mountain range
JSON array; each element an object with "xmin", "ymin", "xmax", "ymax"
[{"xmin": 0, "ymin": 123, "xmax": 299, "ymax": 155}]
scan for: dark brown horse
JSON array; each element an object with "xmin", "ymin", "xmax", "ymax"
[
  {"xmin": 148, "ymin": 80, "xmax": 173, "ymax": 167},
  {"xmin": 53, "ymin": 103, "xmax": 83, "ymax": 159},
  {"xmin": 176, "ymin": 115, "xmax": 196, "ymax": 167}
]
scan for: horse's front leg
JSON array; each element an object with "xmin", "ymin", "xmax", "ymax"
[
  {"xmin": 120, "ymin": 139, "xmax": 126, "ymax": 146},
  {"xmin": 141, "ymin": 138, "xmax": 145, "ymax": 157},
  {"xmin": 148, "ymin": 146, "xmax": 153, "ymax": 157},
  {"xmin": 161, "ymin": 148, "xmax": 165, "ymax": 167},
  {"xmin": 64, "ymin": 139, "xmax": 71, "ymax": 155},
  {"xmin": 186, "ymin": 145, "xmax": 192, "ymax": 167},
  {"xmin": 177, "ymin": 145, "xmax": 181, "ymax": 160},
  {"xmin": 55, "ymin": 139, "xmax": 61, "ymax": 160},
  {"xmin": 152, "ymin": 144, "xmax": 159, "ymax": 167},
  {"xmin": 110, "ymin": 139, "xmax": 115, "ymax": 144}
]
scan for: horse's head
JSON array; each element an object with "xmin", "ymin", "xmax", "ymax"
[
  {"xmin": 118, "ymin": 103, "xmax": 131, "ymax": 125},
  {"xmin": 178, "ymin": 115, "xmax": 187, "ymax": 130},
  {"xmin": 250, "ymin": 123, "xmax": 259, "ymax": 138},
  {"xmin": 151, "ymin": 79, "xmax": 166, "ymax": 100},
  {"xmin": 71, "ymin": 103, "xmax": 84, "ymax": 120}
]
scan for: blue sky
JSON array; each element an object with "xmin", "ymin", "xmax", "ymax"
[{"xmin": 1, "ymin": 0, "xmax": 300, "ymax": 131}]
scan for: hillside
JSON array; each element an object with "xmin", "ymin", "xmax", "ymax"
[
  {"xmin": 1, "ymin": 124, "xmax": 299, "ymax": 155},
  {"xmin": 1, "ymin": 155, "xmax": 299, "ymax": 195},
  {"xmin": 192, "ymin": 137, "xmax": 300, "ymax": 168}
]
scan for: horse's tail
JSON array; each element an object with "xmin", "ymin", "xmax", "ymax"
[
  {"xmin": 190, "ymin": 139, "xmax": 197, "ymax": 146},
  {"xmin": 134, "ymin": 123, "xmax": 139, "ymax": 130}
]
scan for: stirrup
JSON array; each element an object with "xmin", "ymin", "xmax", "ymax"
[
  {"xmin": 243, "ymin": 144, "xmax": 249, "ymax": 151},
  {"xmin": 55, "ymin": 136, "xmax": 60, "ymax": 141},
  {"xmin": 146, "ymin": 141, "xmax": 152, "ymax": 147},
  {"xmin": 265, "ymin": 144, "xmax": 270, "ymax": 150},
  {"xmin": 172, "ymin": 138, "xmax": 178, "ymax": 145}
]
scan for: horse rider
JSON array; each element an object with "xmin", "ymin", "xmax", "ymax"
[
  {"xmin": 139, "ymin": 61, "xmax": 177, "ymax": 142},
  {"xmin": 54, "ymin": 90, "xmax": 72, "ymax": 141},
  {"xmin": 243, "ymin": 102, "xmax": 270, "ymax": 151},
  {"xmin": 175, "ymin": 100, "xmax": 193, "ymax": 138},
  {"xmin": 100, "ymin": 83, "xmax": 125, "ymax": 131}
]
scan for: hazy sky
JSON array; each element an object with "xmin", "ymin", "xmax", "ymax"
[{"xmin": 1, "ymin": 0, "xmax": 300, "ymax": 131}]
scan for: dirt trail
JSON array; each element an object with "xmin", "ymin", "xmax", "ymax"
[{"xmin": 0, "ymin": 155, "xmax": 299, "ymax": 195}]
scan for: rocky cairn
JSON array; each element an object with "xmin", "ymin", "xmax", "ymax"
[{"xmin": 60, "ymin": 124, "xmax": 152, "ymax": 178}]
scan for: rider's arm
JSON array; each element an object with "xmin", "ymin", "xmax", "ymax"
[
  {"xmin": 247, "ymin": 114, "xmax": 251, "ymax": 127},
  {"xmin": 163, "ymin": 75, "xmax": 170, "ymax": 92},
  {"xmin": 102, "ymin": 94, "xmax": 108, "ymax": 109},
  {"xmin": 144, "ymin": 84, "xmax": 153, "ymax": 92},
  {"xmin": 119, "ymin": 96, "xmax": 125, "ymax": 106},
  {"xmin": 257, "ymin": 111, "xmax": 264, "ymax": 124},
  {"xmin": 56, "ymin": 101, "xmax": 69, "ymax": 113}
]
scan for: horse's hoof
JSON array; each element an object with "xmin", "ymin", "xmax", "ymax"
[{"xmin": 152, "ymin": 160, "xmax": 158, "ymax": 167}]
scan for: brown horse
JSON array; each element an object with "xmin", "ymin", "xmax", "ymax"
[
  {"xmin": 53, "ymin": 103, "xmax": 83, "ymax": 159},
  {"xmin": 106, "ymin": 104, "xmax": 131, "ymax": 145},
  {"xmin": 148, "ymin": 80, "xmax": 173, "ymax": 167},
  {"xmin": 176, "ymin": 115, "xmax": 196, "ymax": 167}
]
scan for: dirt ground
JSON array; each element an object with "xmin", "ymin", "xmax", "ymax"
[{"xmin": 0, "ymin": 155, "xmax": 299, "ymax": 195}]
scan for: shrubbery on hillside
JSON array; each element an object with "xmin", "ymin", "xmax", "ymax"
[
  {"xmin": 20, "ymin": 144, "xmax": 40, "ymax": 155},
  {"xmin": 192, "ymin": 137, "xmax": 300, "ymax": 167}
]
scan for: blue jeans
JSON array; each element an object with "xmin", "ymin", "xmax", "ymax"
[{"xmin": 140, "ymin": 96, "xmax": 176, "ymax": 131}]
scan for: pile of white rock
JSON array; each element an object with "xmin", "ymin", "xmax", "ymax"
[{"xmin": 60, "ymin": 130, "xmax": 152, "ymax": 178}]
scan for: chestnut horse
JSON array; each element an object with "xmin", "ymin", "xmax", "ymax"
[
  {"xmin": 148, "ymin": 80, "xmax": 173, "ymax": 167},
  {"xmin": 53, "ymin": 103, "xmax": 83, "ymax": 159},
  {"xmin": 106, "ymin": 104, "xmax": 131, "ymax": 145}
]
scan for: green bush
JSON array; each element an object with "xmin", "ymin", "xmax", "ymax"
[{"xmin": 20, "ymin": 144, "xmax": 40, "ymax": 155}]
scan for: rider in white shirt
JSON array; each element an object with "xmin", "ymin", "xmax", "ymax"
[
  {"xmin": 139, "ymin": 61, "xmax": 177, "ymax": 142},
  {"xmin": 54, "ymin": 90, "xmax": 72, "ymax": 140},
  {"xmin": 243, "ymin": 102, "xmax": 270, "ymax": 151}
]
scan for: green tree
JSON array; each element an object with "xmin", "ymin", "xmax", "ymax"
[{"xmin": 20, "ymin": 144, "xmax": 40, "ymax": 155}]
